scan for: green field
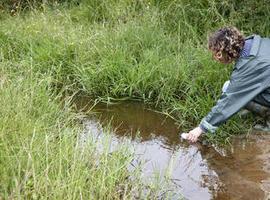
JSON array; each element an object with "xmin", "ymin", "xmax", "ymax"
[{"xmin": 1, "ymin": 0, "xmax": 270, "ymax": 198}]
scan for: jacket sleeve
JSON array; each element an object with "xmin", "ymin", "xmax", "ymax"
[{"xmin": 199, "ymin": 70, "xmax": 268, "ymax": 133}]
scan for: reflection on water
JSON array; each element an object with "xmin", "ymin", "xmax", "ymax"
[{"xmin": 75, "ymin": 98, "xmax": 270, "ymax": 200}]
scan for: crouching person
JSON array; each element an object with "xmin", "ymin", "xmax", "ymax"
[{"xmin": 187, "ymin": 27, "xmax": 270, "ymax": 143}]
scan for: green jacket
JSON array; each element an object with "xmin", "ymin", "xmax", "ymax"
[{"xmin": 200, "ymin": 35, "xmax": 270, "ymax": 133}]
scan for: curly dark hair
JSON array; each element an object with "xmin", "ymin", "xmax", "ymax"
[{"xmin": 208, "ymin": 27, "xmax": 245, "ymax": 63}]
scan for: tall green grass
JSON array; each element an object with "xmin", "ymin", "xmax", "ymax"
[
  {"xmin": 0, "ymin": 63, "xmax": 178, "ymax": 199},
  {"xmin": 1, "ymin": 0, "xmax": 267, "ymax": 198},
  {"xmin": 0, "ymin": 1, "xmax": 267, "ymax": 141}
]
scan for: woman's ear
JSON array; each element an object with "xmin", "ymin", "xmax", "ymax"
[{"xmin": 215, "ymin": 51, "xmax": 222, "ymax": 59}]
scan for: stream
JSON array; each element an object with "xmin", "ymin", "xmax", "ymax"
[{"xmin": 76, "ymin": 98, "xmax": 270, "ymax": 200}]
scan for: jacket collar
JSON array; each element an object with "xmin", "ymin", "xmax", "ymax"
[
  {"xmin": 234, "ymin": 35, "xmax": 261, "ymax": 70},
  {"xmin": 247, "ymin": 35, "xmax": 261, "ymax": 56}
]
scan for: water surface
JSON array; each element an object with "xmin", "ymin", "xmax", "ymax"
[{"xmin": 76, "ymin": 98, "xmax": 270, "ymax": 200}]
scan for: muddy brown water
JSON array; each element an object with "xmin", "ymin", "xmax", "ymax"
[{"xmin": 75, "ymin": 99, "xmax": 270, "ymax": 200}]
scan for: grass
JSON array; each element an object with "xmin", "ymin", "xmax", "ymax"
[
  {"xmin": 0, "ymin": 5, "xmax": 252, "ymax": 137},
  {"xmin": 0, "ymin": 0, "xmax": 268, "ymax": 198},
  {"xmin": 0, "ymin": 63, "xmax": 179, "ymax": 199}
]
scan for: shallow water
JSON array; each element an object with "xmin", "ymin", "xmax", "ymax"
[{"xmin": 76, "ymin": 99, "xmax": 270, "ymax": 200}]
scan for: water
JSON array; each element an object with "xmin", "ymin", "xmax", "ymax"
[{"xmin": 76, "ymin": 98, "xmax": 270, "ymax": 200}]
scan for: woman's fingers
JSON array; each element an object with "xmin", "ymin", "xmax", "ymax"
[
  {"xmin": 186, "ymin": 127, "xmax": 203, "ymax": 143},
  {"xmin": 192, "ymin": 136, "xmax": 197, "ymax": 143},
  {"xmin": 190, "ymin": 135, "xmax": 194, "ymax": 143},
  {"xmin": 187, "ymin": 133, "xmax": 194, "ymax": 143},
  {"xmin": 188, "ymin": 133, "xmax": 198, "ymax": 143},
  {"xmin": 187, "ymin": 133, "xmax": 193, "ymax": 141}
]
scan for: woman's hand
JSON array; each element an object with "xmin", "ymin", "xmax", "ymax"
[{"xmin": 187, "ymin": 127, "xmax": 204, "ymax": 143}]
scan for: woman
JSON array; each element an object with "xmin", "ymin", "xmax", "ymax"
[{"xmin": 186, "ymin": 27, "xmax": 270, "ymax": 143}]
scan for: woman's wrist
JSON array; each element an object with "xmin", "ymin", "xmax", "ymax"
[{"xmin": 199, "ymin": 124, "xmax": 207, "ymax": 133}]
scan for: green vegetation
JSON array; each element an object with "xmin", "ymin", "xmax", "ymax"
[
  {"xmin": 0, "ymin": 0, "xmax": 269, "ymax": 198},
  {"xmin": 0, "ymin": 64, "xmax": 178, "ymax": 198},
  {"xmin": 2, "ymin": 0, "xmax": 268, "ymax": 138}
]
